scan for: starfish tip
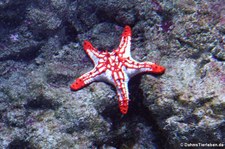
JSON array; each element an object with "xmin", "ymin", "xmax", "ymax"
[
  {"xmin": 152, "ymin": 64, "xmax": 166, "ymax": 74},
  {"xmin": 70, "ymin": 78, "xmax": 85, "ymax": 91},
  {"xmin": 83, "ymin": 40, "xmax": 93, "ymax": 51},
  {"xmin": 119, "ymin": 105, "xmax": 128, "ymax": 114},
  {"xmin": 123, "ymin": 25, "xmax": 132, "ymax": 37},
  {"xmin": 119, "ymin": 100, "xmax": 129, "ymax": 114}
]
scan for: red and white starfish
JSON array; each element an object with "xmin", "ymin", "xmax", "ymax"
[{"xmin": 70, "ymin": 25, "xmax": 165, "ymax": 114}]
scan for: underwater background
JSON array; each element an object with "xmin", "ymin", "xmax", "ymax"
[{"xmin": 0, "ymin": 0, "xmax": 225, "ymax": 148}]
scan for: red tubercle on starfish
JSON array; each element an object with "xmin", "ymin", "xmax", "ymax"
[{"xmin": 70, "ymin": 25, "xmax": 165, "ymax": 114}]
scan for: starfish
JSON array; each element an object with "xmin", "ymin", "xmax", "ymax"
[{"xmin": 70, "ymin": 25, "xmax": 165, "ymax": 114}]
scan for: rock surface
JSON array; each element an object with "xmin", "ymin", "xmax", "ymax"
[{"xmin": 0, "ymin": 0, "xmax": 224, "ymax": 148}]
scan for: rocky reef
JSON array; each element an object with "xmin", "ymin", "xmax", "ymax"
[{"xmin": 0, "ymin": 0, "xmax": 224, "ymax": 148}]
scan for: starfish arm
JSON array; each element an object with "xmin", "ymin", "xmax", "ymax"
[
  {"xmin": 83, "ymin": 40, "xmax": 102, "ymax": 65},
  {"xmin": 112, "ymin": 70, "xmax": 129, "ymax": 114},
  {"xmin": 115, "ymin": 25, "xmax": 132, "ymax": 57},
  {"xmin": 125, "ymin": 58, "xmax": 165, "ymax": 78},
  {"xmin": 70, "ymin": 63, "xmax": 107, "ymax": 90},
  {"xmin": 115, "ymin": 81, "xmax": 129, "ymax": 114}
]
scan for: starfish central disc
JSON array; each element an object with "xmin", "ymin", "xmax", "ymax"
[{"xmin": 70, "ymin": 25, "xmax": 165, "ymax": 114}]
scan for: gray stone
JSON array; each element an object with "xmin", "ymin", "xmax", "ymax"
[{"xmin": 0, "ymin": 0, "xmax": 225, "ymax": 148}]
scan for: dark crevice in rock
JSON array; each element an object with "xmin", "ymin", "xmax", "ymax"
[
  {"xmin": 98, "ymin": 99, "xmax": 138, "ymax": 147},
  {"xmin": 7, "ymin": 139, "xmax": 35, "ymax": 149},
  {"xmin": 25, "ymin": 96, "xmax": 60, "ymax": 110},
  {"xmin": 100, "ymin": 103, "xmax": 122, "ymax": 128},
  {"xmin": 181, "ymin": 114, "xmax": 200, "ymax": 125},
  {"xmin": 96, "ymin": 10, "xmax": 116, "ymax": 24},
  {"xmin": 212, "ymin": 55, "xmax": 225, "ymax": 61},
  {"xmin": 94, "ymin": 134, "xmax": 135, "ymax": 149},
  {"xmin": 98, "ymin": 75, "xmax": 168, "ymax": 148},
  {"xmin": 218, "ymin": 123, "xmax": 225, "ymax": 139},
  {"xmin": 211, "ymin": 46, "xmax": 225, "ymax": 61},
  {"xmin": 65, "ymin": 120, "xmax": 88, "ymax": 134},
  {"xmin": 0, "ymin": 44, "xmax": 42, "ymax": 62},
  {"xmin": 93, "ymin": 114, "xmax": 137, "ymax": 148},
  {"xmin": 160, "ymin": 13, "xmax": 174, "ymax": 33},
  {"xmin": 63, "ymin": 21, "xmax": 78, "ymax": 43},
  {"xmin": 0, "ymin": 1, "xmax": 31, "ymax": 29},
  {"xmin": 129, "ymin": 76, "xmax": 168, "ymax": 149}
]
